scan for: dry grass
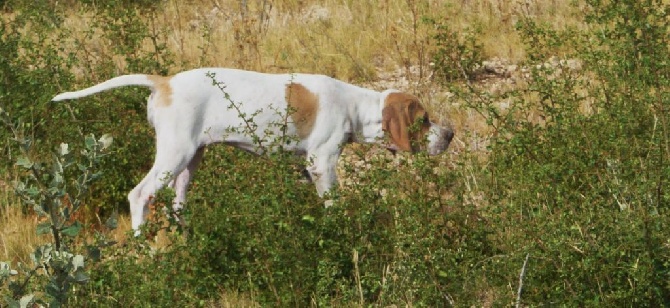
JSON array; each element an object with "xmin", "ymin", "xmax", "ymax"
[
  {"xmin": 50, "ymin": 0, "xmax": 583, "ymax": 159},
  {"xmin": 56, "ymin": 0, "xmax": 583, "ymax": 78},
  {"xmin": 206, "ymin": 289, "xmax": 262, "ymax": 308},
  {"xmin": 0, "ymin": 180, "xmax": 121, "ymax": 263},
  {"xmin": 0, "ymin": 180, "xmax": 50, "ymax": 265}
]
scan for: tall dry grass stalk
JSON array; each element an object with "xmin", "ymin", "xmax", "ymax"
[
  {"xmin": 0, "ymin": 179, "xmax": 108, "ymax": 263},
  {"xmin": 57, "ymin": 0, "xmax": 583, "ymax": 80},
  {"xmin": 0, "ymin": 179, "xmax": 49, "ymax": 264}
]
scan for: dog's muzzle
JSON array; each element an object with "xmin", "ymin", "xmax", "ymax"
[{"xmin": 427, "ymin": 124, "xmax": 454, "ymax": 156}]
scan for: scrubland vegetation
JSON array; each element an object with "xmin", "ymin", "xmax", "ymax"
[{"xmin": 1, "ymin": 0, "xmax": 670, "ymax": 306}]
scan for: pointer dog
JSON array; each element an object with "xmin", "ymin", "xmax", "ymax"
[{"xmin": 52, "ymin": 68, "xmax": 454, "ymax": 232}]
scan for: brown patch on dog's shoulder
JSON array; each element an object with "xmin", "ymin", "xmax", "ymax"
[
  {"xmin": 286, "ymin": 83, "xmax": 319, "ymax": 139},
  {"xmin": 147, "ymin": 75, "xmax": 173, "ymax": 107}
]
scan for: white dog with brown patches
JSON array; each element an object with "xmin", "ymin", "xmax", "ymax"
[{"xmin": 52, "ymin": 68, "xmax": 454, "ymax": 233}]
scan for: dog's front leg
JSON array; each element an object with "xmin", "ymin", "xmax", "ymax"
[{"xmin": 306, "ymin": 149, "xmax": 341, "ymax": 199}]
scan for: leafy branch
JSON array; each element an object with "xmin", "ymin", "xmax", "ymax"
[{"xmin": 0, "ymin": 106, "xmax": 113, "ymax": 307}]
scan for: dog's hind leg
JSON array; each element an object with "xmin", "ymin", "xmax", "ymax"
[
  {"xmin": 128, "ymin": 141, "xmax": 199, "ymax": 235},
  {"xmin": 170, "ymin": 146, "xmax": 205, "ymax": 215}
]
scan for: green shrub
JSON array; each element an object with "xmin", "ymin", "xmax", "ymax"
[
  {"xmin": 1, "ymin": 105, "xmax": 114, "ymax": 307},
  {"xmin": 69, "ymin": 146, "xmax": 483, "ymax": 307},
  {"xmin": 0, "ymin": 0, "xmax": 175, "ymax": 214},
  {"xmin": 426, "ymin": 17, "xmax": 484, "ymax": 83},
  {"xmin": 458, "ymin": 0, "xmax": 670, "ymax": 305}
]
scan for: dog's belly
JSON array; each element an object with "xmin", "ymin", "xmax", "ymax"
[{"xmin": 197, "ymin": 121, "xmax": 307, "ymax": 154}]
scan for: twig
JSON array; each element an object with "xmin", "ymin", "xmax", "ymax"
[
  {"xmin": 516, "ymin": 253, "xmax": 530, "ymax": 308},
  {"xmin": 353, "ymin": 249, "xmax": 364, "ymax": 306},
  {"xmin": 207, "ymin": 72, "xmax": 265, "ymax": 151}
]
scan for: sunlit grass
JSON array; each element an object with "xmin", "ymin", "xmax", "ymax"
[
  {"xmin": 0, "ymin": 178, "xmax": 49, "ymax": 265},
  {"xmin": 56, "ymin": 0, "xmax": 583, "ymax": 78}
]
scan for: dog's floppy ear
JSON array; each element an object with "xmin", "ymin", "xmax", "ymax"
[
  {"xmin": 382, "ymin": 92, "xmax": 432, "ymax": 153},
  {"xmin": 382, "ymin": 92, "xmax": 427, "ymax": 152}
]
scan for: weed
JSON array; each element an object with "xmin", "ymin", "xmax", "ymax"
[{"xmin": 1, "ymin": 107, "xmax": 113, "ymax": 307}]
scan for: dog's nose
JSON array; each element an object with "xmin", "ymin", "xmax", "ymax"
[{"xmin": 445, "ymin": 129, "xmax": 454, "ymax": 143}]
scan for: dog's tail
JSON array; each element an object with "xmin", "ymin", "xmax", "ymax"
[{"xmin": 52, "ymin": 74, "xmax": 156, "ymax": 101}]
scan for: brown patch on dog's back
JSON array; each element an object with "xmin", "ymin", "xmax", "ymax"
[
  {"xmin": 286, "ymin": 83, "xmax": 319, "ymax": 139},
  {"xmin": 147, "ymin": 75, "xmax": 173, "ymax": 107}
]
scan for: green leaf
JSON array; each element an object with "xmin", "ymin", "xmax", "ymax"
[
  {"xmin": 49, "ymin": 299, "xmax": 63, "ymax": 308},
  {"xmin": 45, "ymin": 281, "xmax": 61, "ymax": 302},
  {"xmin": 5, "ymin": 298, "xmax": 19, "ymax": 308},
  {"xmin": 16, "ymin": 156, "xmax": 33, "ymax": 169},
  {"xmin": 25, "ymin": 186, "xmax": 40, "ymax": 198},
  {"xmin": 19, "ymin": 294, "xmax": 34, "ymax": 308},
  {"xmin": 61, "ymin": 222, "xmax": 82, "ymax": 237},
  {"xmin": 89, "ymin": 171, "xmax": 102, "ymax": 182},
  {"xmin": 52, "ymin": 154, "xmax": 64, "ymax": 173},
  {"xmin": 98, "ymin": 134, "xmax": 113, "ymax": 150},
  {"xmin": 72, "ymin": 254, "xmax": 85, "ymax": 271},
  {"xmin": 77, "ymin": 163, "xmax": 87, "ymax": 171},
  {"xmin": 87, "ymin": 246, "xmax": 101, "ymax": 262},
  {"xmin": 52, "ymin": 173, "xmax": 64, "ymax": 186},
  {"xmin": 32, "ymin": 204, "xmax": 47, "ymax": 216},
  {"xmin": 47, "ymin": 186, "xmax": 62, "ymax": 196},
  {"xmin": 58, "ymin": 143, "xmax": 69, "ymax": 156},
  {"xmin": 0, "ymin": 262, "xmax": 17, "ymax": 277},
  {"xmin": 84, "ymin": 135, "xmax": 96, "ymax": 150},
  {"xmin": 31, "ymin": 244, "xmax": 53, "ymax": 265},
  {"xmin": 72, "ymin": 269, "xmax": 89, "ymax": 283},
  {"xmin": 36, "ymin": 222, "xmax": 52, "ymax": 235},
  {"xmin": 105, "ymin": 214, "xmax": 118, "ymax": 230}
]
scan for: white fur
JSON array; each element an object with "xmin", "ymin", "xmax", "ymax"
[{"xmin": 52, "ymin": 68, "xmax": 453, "ymax": 233}]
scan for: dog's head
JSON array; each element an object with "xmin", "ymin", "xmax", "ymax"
[{"xmin": 381, "ymin": 91, "xmax": 453, "ymax": 156}]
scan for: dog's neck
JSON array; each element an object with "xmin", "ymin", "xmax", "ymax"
[{"xmin": 339, "ymin": 85, "xmax": 392, "ymax": 143}]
